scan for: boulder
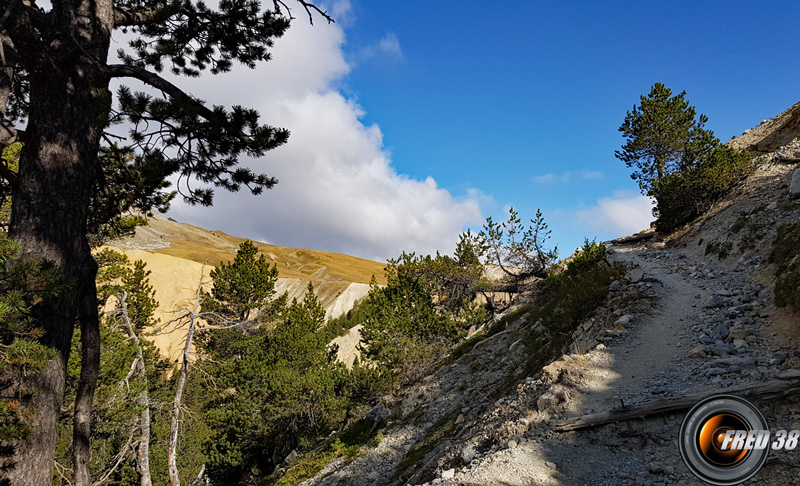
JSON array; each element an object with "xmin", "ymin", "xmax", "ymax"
[
  {"xmin": 791, "ymin": 168, "xmax": 800, "ymax": 198},
  {"xmin": 628, "ymin": 266, "xmax": 644, "ymax": 283}
]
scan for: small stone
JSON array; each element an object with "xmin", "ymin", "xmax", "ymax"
[
  {"xmin": 461, "ymin": 444, "xmax": 477, "ymax": 463},
  {"xmin": 609, "ymin": 282, "xmax": 622, "ymax": 292},
  {"xmin": 615, "ymin": 315, "xmax": 633, "ymax": 326},
  {"xmin": 709, "ymin": 345, "xmax": 734, "ymax": 357},
  {"xmin": 688, "ymin": 346, "xmax": 707, "ymax": 358},
  {"xmin": 441, "ymin": 468, "xmax": 455, "ymax": 480},
  {"xmin": 282, "ymin": 449, "xmax": 299, "ymax": 465},
  {"xmin": 507, "ymin": 439, "xmax": 518, "ymax": 449},
  {"xmin": 729, "ymin": 325, "xmax": 751, "ymax": 340},
  {"xmin": 704, "ymin": 295, "xmax": 727, "ymax": 308},
  {"xmin": 766, "ymin": 201, "xmax": 778, "ymax": 211},
  {"xmin": 628, "ymin": 266, "xmax": 644, "ymax": 283},
  {"xmin": 713, "ymin": 323, "xmax": 729, "ymax": 340}
]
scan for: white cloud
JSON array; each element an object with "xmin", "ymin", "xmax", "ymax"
[
  {"xmin": 532, "ymin": 172, "xmax": 571, "ymax": 183},
  {"xmin": 352, "ymin": 32, "xmax": 403, "ymax": 65},
  {"xmin": 532, "ymin": 170, "xmax": 603, "ymax": 184},
  {"xmin": 574, "ymin": 191, "xmax": 654, "ymax": 236},
  {"xmin": 377, "ymin": 33, "xmax": 402, "ymax": 57},
  {"xmin": 164, "ymin": 2, "xmax": 482, "ymax": 262}
]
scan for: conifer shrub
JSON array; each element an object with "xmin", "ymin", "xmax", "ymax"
[
  {"xmin": 566, "ymin": 238, "xmax": 607, "ymax": 274},
  {"xmin": 769, "ymin": 223, "xmax": 800, "ymax": 314},
  {"xmin": 652, "ymin": 145, "xmax": 755, "ymax": 233}
]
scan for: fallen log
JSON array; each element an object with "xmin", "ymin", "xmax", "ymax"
[{"xmin": 553, "ymin": 371, "xmax": 800, "ymax": 432}]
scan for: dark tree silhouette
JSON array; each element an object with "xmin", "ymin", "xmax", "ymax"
[{"xmin": 0, "ymin": 0, "xmax": 332, "ymax": 483}]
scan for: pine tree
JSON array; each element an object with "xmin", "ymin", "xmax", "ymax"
[
  {"xmin": 199, "ymin": 283, "xmax": 349, "ymax": 483},
  {"xmin": 615, "ymin": 83, "xmax": 707, "ymax": 195},
  {"xmin": 0, "ymin": 1, "xmax": 332, "ymax": 481},
  {"xmin": 201, "ymin": 240, "xmax": 283, "ymax": 322},
  {"xmin": 617, "ymin": 83, "xmax": 754, "ymax": 232}
]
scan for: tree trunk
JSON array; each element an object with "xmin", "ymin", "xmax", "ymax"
[
  {"xmin": 169, "ymin": 270, "xmax": 205, "ymax": 486},
  {"xmin": 4, "ymin": 61, "xmax": 108, "ymax": 485},
  {"xmin": 118, "ymin": 292, "xmax": 153, "ymax": 486},
  {"xmin": 74, "ymin": 271, "xmax": 101, "ymax": 486}
]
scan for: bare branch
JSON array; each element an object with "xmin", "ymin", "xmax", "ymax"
[
  {"xmin": 272, "ymin": 0, "xmax": 334, "ymax": 25},
  {"xmin": 91, "ymin": 426, "xmax": 137, "ymax": 486},
  {"xmin": 115, "ymin": 291, "xmax": 154, "ymax": 486},
  {"xmin": 296, "ymin": 1, "xmax": 334, "ymax": 25}
]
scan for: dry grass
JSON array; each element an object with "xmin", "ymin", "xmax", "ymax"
[{"xmin": 127, "ymin": 213, "xmax": 387, "ymax": 285}]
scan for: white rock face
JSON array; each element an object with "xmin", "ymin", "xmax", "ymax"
[
  {"xmin": 330, "ymin": 325, "xmax": 364, "ymax": 369},
  {"xmin": 325, "ymin": 283, "xmax": 371, "ymax": 320}
]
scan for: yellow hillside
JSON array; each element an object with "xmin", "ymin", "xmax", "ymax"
[
  {"xmin": 122, "ymin": 212, "xmax": 387, "ymax": 285},
  {"xmin": 103, "ymin": 213, "xmax": 387, "ymax": 361}
]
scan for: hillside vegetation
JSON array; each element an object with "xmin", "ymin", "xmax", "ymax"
[{"xmin": 33, "ymin": 94, "xmax": 800, "ymax": 486}]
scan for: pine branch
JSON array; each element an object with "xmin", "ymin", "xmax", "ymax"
[
  {"xmin": 105, "ymin": 64, "xmax": 218, "ymax": 121},
  {"xmin": 113, "ymin": 3, "xmax": 181, "ymax": 27}
]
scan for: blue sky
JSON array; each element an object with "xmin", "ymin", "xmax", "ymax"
[{"xmin": 166, "ymin": 0, "xmax": 800, "ymax": 262}]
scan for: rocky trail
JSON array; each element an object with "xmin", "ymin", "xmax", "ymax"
[
  {"xmin": 426, "ymin": 232, "xmax": 799, "ymax": 486},
  {"xmin": 296, "ymin": 99, "xmax": 800, "ymax": 486},
  {"xmin": 299, "ymin": 155, "xmax": 800, "ymax": 486}
]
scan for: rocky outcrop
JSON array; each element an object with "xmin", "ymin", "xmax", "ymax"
[{"xmin": 729, "ymin": 98, "xmax": 800, "ymax": 155}]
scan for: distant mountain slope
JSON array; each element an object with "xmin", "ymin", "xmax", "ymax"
[{"xmin": 103, "ymin": 212, "xmax": 387, "ymax": 361}]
